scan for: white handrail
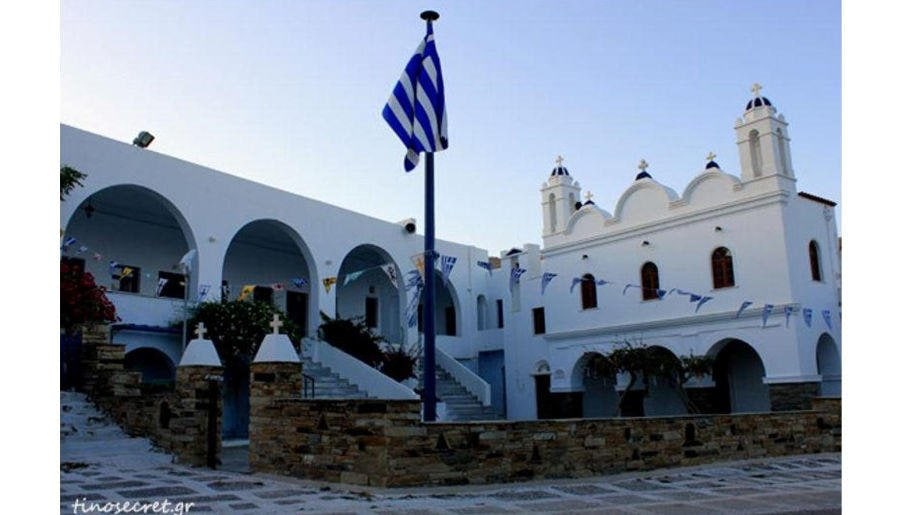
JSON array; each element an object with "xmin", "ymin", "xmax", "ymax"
[
  {"xmin": 435, "ymin": 346, "xmax": 491, "ymax": 407},
  {"xmin": 300, "ymin": 338, "xmax": 419, "ymax": 400}
]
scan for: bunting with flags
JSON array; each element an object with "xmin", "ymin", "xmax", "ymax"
[
  {"xmin": 411, "ymin": 253, "xmax": 426, "ymax": 278},
  {"xmin": 622, "ymin": 283, "xmax": 638, "ymax": 295},
  {"xmin": 762, "ymin": 304, "xmax": 774, "ymax": 327},
  {"xmin": 784, "ymin": 306, "xmax": 795, "ymax": 327},
  {"xmin": 569, "ymin": 277, "xmax": 582, "ymax": 293},
  {"xmin": 540, "ymin": 273, "xmax": 558, "ymax": 295},
  {"xmin": 238, "ymin": 285, "xmax": 256, "ymax": 301},
  {"xmin": 509, "ymin": 267, "xmax": 526, "ymax": 291},
  {"xmin": 822, "ymin": 309, "xmax": 832, "ymax": 330},
  {"xmin": 736, "ymin": 301, "xmax": 753, "ymax": 318},
  {"xmin": 695, "ymin": 296, "xmax": 713, "ymax": 312},
  {"xmin": 440, "ymin": 255, "xmax": 457, "ymax": 278},
  {"xmin": 155, "ymin": 278, "xmax": 168, "ymax": 297},
  {"xmin": 343, "ymin": 270, "xmax": 365, "ymax": 286},
  {"xmin": 323, "ymin": 277, "xmax": 337, "ymax": 293},
  {"xmin": 61, "ymin": 236, "xmax": 77, "ymax": 251},
  {"xmin": 291, "ymin": 277, "xmax": 308, "ymax": 290},
  {"xmin": 803, "ymin": 308, "xmax": 813, "ymax": 327},
  {"xmin": 198, "ymin": 284, "xmax": 210, "ymax": 301},
  {"xmin": 476, "ymin": 260, "xmax": 493, "ymax": 276},
  {"xmin": 382, "ymin": 264, "xmax": 399, "ymax": 289}
]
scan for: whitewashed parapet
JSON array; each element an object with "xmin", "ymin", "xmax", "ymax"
[
  {"xmin": 435, "ymin": 346, "xmax": 491, "ymax": 407},
  {"xmin": 300, "ymin": 338, "xmax": 419, "ymax": 400}
]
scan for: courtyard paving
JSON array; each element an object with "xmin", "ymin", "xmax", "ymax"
[{"xmin": 61, "ymin": 392, "xmax": 841, "ymax": 514}]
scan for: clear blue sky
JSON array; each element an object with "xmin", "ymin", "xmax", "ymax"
[{"xmin": 60, "ymin": 0, "xmax": 840, "ymax": 255}]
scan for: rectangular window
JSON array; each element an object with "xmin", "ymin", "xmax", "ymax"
[
  {"xmin": 156, "ymin": 271, "xmax": 185, "ymax": 299},
  {"xmin": 445, "ymin": 306, "xmax": 456, "ymax": 336},
  {"xmin": 253, "ymin": 286, "xmax": 273, "ymax": 305},
  {"xmin": 287, "ymin": 291, "xmax": 308, "ymax": 338},
  {"xmin": 496, "ymin": 300, "xmax": 504, "ymax": 329},
  {"xmin": 113, "ymin": 264, "xmax": 140, "ymax": 293},
  {"xmin": 532, "ymin": 307, "xmax": 546, "ymax": 335},
  {"xmin": 365, "ymin": 296, "xmax": 379, "ymax": 328}
]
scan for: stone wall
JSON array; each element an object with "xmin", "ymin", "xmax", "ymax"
[
  {"xmin": 75, "ymin": 324, "xmax": 221, "ymax": 467},
  {"xmin": 250, "ymin": 397, "xmax": 841, "ymax": 488},
  {"xmin": 769, "ymin": 382, "xmax": 821, "ymax": 411}
]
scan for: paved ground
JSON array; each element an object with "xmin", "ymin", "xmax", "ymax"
[{"xmin": 61, "ymin": 392, "xmax": 841, "ymax": 514}]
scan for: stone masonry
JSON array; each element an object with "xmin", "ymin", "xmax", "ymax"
[
  {"xmin": 249, "ymin": 394, "xmax": 841, "ymax": 488},
  {"xmin": 769, "ymin": 381, "xmax": 821, "ymax": 411},
  {"xmin": 249, "ymin": 360, "xmax": 304, "ymax": 474}
]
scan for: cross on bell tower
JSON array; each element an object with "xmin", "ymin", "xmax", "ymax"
[{"xmin": 541, "ymin": 154, "xmax": 581, "ymax": 238}]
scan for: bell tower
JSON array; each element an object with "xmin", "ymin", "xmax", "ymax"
[
  {"xmin": 734, "ymin": 83, "xmax": 796, "ymax": 191},
  {"xmin": 540, "ymin": 155, "xmax": 581, "ymax": 236}
]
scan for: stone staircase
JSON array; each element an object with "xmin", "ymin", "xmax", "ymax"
[
  {"xmin": 436, "ymin": 366, "xmax": 499, "ymax": 421},
  {"xmin": 301, "ymin": 359, "xmax": 369, "ymax": 399}
]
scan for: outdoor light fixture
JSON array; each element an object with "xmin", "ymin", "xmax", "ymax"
[
  {"xmin": 715, "ymin": 226, "xmax": 723, "ymax": 232},
  {"xmin": 84, "ymin": 200, "xmax": 95, "ymax": 218},
  {"xmin": 398, "ymin": 218, "xmax": 417, "ymax": 234},
  {"xmin": 581, "ymin": 254, "xmax": 589, "ymax": 260},
  {"xmin": 133, "ymin": 131, "xmax": 155, "ymax": 148},
  {"xmin": 641, "ymin": 240, "xmax": 650, "ymax": 247}
]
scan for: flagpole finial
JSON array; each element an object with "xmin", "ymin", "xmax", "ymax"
[{"xmin": 420, "ymin": 10, "xmax": 439, "ymax": 21}]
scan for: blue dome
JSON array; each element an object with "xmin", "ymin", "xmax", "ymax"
[
  {"xmin": 705, "ymin": 160, "xmax": 720, "ymax": 170},
  {"xmin": 635, "ymin": 171, "xmax": 652, "ymax": 180},
  {"xmin": 745, "ymin": 96, "xmax": 773, "ymax": 110},
  {"xmin": 550, "ymin": 166, "xmax": 570, "ymax": 177}
]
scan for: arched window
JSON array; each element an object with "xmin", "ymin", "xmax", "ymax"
[
  {"xmin": 548, "ymin": 193, "xmax": 557, "ymax": 232},
  {"xmin": 776, "ymin": 128, "xmax": 790, "ymax": 175},
  {"xmin": 809, "ymin": 240, "xmax": 822, "ymax": 281},
  {"xmin": 476, "ymin": 295, "xmax": 488, "ymax": 330},
  {"xmin": 749, "ymin": 129, "xmax": 762, "ymax": 177},
  {"xmin": 568, "ymin": 193, "xmax": 576, "ymax": 214},
  {"xmin": 711, "ymin": 247, "xmax": 735, "ymax": 289},
  {"xmin": 641, "ymin": 262, "xmax": 660, "ymax": 300},
  {"xmin": 581, "ymin": 273, "xmax": 597, "ymax": 310}
]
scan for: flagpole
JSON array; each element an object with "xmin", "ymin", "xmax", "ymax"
[{"xmin": 420, "ymin": 9, "xmax": 440, "ymax": 423}]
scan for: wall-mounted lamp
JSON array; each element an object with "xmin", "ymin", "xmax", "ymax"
[
  {"xmin": 133, "ymin": 131, "xmax": 155, "ymax": 148},
  {"xmin": 714, "ymin": 226, "xmax": 723, "ymax": 232},
  {"xmin": 641, "ymin": 240, "xmax": 650, "ymax": 247},
  {"xmin": 581, "ymin": 254, "xmax": 589, "ymax": 260}
]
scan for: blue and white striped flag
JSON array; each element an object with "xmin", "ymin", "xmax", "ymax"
[
  {"xmin": 61, "ymin": 236, "xmax": 76, "ymax": 251},
  {"xmin": 440, "ymin": 255, "xmax": 457, "ymax": 278},
  {"xmin": 596, "ymin": 279, "xmax": 611, "ymax": 286},
  {"xmin": 656, "ymin": 289, "xmax": 668, "ymax": 300},
  {"xmin": 540, "ymin": 273, "xmax": 558, "ymax": 295},
  {"xmin": 695, "ymin": 296, "xmax": 713, "ymax": 313},
  {"xmin": 822, "ymin": 309, "xmax": 832, "ymax": 330},
  {"xmin": 735, "ymin": 301, "xmax": 753, "ymax": 318},
  {"xmin": 784, "ymin": 306, "xmax": 795, "ymax": 327},
  {"xmin": 689, "ymin": 293, "xmax": 702, "ymax": 303},
  {"xmin": 198, "ymin": 284, "xmax": 210, "ymax": 301},
  {"xmin": 476, "ymin": 260, "xmax": 493, "ymax": 276},
  {"xmin": 405, "ymin": 270, "xmax": 423, "ymax": 291},
  {"xmin": 569, "ymin": 277, "xmax": 582, "ymax": 293},
  {"xmin": 382, "ymin": 19, "xmax": 448, "ymax": 172},
  {"xmin": 762, "ymin": 304, "xmax": 774, "ymax": 327},
  {"xmin": 509, "ymin": 267, "xmax": 526, "ymax": 291},
  {"xmin": 291, "ymin": 277, "xmax": 308, "ymax": 290},
  {"xmin": 803, "ymin": 308, "xmax": 813, "ymax": 328}
]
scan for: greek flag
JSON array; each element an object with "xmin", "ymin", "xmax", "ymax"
[
  {"xmin": 61, "ymin": 236, "xmax": 76, "ymax": 251},
  {"xmin": 735, "ymin": 301, "xmax": 753, "ymax": 319},
  {"xmin": 198, "ymin": 284, "xmax": 210, "ymax": 301},
  {"xmin": 784, "ymin": 306, "xmax": 795, "ymax": 327},
  {"xmin": 822, "ymin": 309, "xmax": 833, "ymax": 330},
  {"xmin": 291, "ymin": 277, "xmax": 308, "ymax": 290},
  {"xmin": 695, "ymin": 296, "xmax": 713, "ymax": 313},
  {"xmin": 440, "ymin": 255, "xmax": 457, "ymax": 278},
  {"xmin": 540, "ymin": 273, "xmax": 558, "ymax": 295},
  {"xmin": 803, "ymin": 308, "xmax": 813, "ymax": 327},
  {"xmin": 762, "ymin": 304, "xmax": 774, "ymax": 327},
  {"xmin": 476, "ymin": 260, "xmax": 493, "ymax": 276},
  {"xmin": 382, "ymin": 19, "xmax": 448, "ymax": 172},
  {"xmin": 509, "ymin": 267, "xmax": 526, "ymax": 291}
]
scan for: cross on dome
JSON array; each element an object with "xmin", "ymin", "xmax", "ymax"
[
  {"xmin": 584, "ymin": 191, "xmax": 594, "ymax": 201},
  {"xmin": 706, "ymin": 151, "xmax": 717, "ymax": 162},
  {"xmin": 194, "ymin": 322, "xmax": 207, "ymax": 339},
  {"xmin": 555, "ymin": 155, "xmax": 564, "ymax": 167},
  {"xmin": 270, "ymin": 314, "xmax": 283, "ymax": 334},
  {"xmin": 751, "ymin": 83, "xmax": 763, "ymax": 97},
  {"xmin": 638, "ymin": 159, "xmax": 649, "ymax": 171}
]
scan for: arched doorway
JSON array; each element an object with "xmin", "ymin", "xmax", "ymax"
[
  {"xmin": 336, "ymin": 245, "xmax": 405, "ymax": 344},
  {"xmin": 816, "ymin": 334, "xmax": 841, "ymax": 396},
  {"xmin": 574, "ymin": 353, "xmax": 618, "ymax": 418},
  {"xmin": 414, "ymin": 271, "xmax": 461, "ymax": 337},
  {"xmin": 124, "ymin": 347, "xmax": 176, "ymax": 384},
  {"xmin": 221, "ymin": 219, "xmax": 316, "ymax": 439},
  {"xmin": 642, "ymin": 346, "xmax": 688, "ymax": 416},
  {"xmin": 708, "ymin": 339, "xmax": 770, "ymax": 413}
]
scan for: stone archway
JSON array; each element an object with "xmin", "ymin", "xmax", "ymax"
[
  {"xmin": 336, "ymin": 244, "xmax": 405, "ymax": 345},
  {"xmin": 708, "ymin": 339, "xmax": 770, "ymax": 413},
  {"xmin": 816, "ymin": 333, "xmax": 841, "ymax": 396}
]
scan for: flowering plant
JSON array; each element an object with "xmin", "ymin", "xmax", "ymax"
[{"xmin": 60, "ymin": 261, "xmax": 118, "ymax": 334}]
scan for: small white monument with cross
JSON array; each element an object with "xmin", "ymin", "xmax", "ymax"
[
  {"xmin": 253, "ymin": 313, "xmax": 301, "ymax": 363},
  {"xmin": 178, "ymin": 321, "xmax": 223, "ymax": 367}
]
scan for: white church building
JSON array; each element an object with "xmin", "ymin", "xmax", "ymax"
[{"xmin": 60, "ymin": 88, "xmax": 841, "ymax": 424}]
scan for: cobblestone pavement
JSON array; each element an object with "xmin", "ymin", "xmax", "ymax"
[{"xmin": 61, "ymin": 393, "xmax": 841, "ymax": 514}]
